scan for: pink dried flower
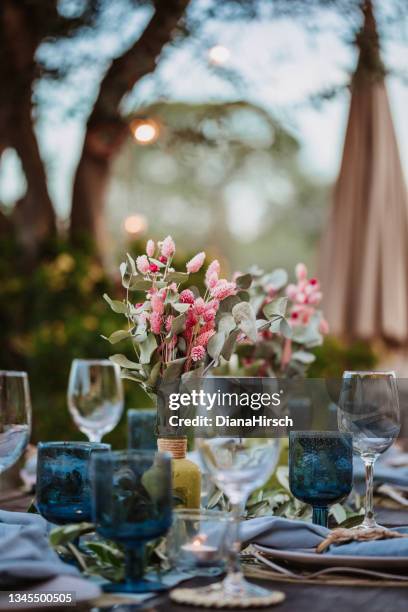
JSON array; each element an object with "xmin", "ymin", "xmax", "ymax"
[
  {"xmin": 286, "ymin": 284, "xmax": 298, "ymax": 300},
  {"xmin": 186, "ymin": 310, "xmax": 198, "ymax": 327},
  {"xmin": 191, "ymin": 345, "xmax": 206, "ymax": 362},
  {"xmin": 151, "ymin": 294, "xmax": 164, "ymax": 315},
  {"xmin": 195, "ymin": 329, "xmax": 215, "ymax": 347},
  {"xmin": 136, "ymin": 255, "xmax": 150, "ymax": 275},
  {"xmin": 295, "ymin": 263, "xmax": 307, "ymax": 281},
  {"xmin": 146, "ymin": 240, "xmax": 155, "ymax": 257},
  {"xmin": 150, "ymin": 312, "xmax": 162, "ymax": 334},
  {"xmin": 319, "ymin": 318, "xmax": 330, "ymax": 335},
  {"xmin": 165, "ymin": 315, "xmax": 174, "ymax": 332},
  {"xmin": 203, "ymin": 309, "xmax": 216, "ymax": 322},
  {"xmin": 206, "ymin": 272, "xmax": 219, "ymax": 289},
  {"xmin": 206, "ymin": 299, "xmax": 219, "ymax": 311},
  {"xmin": 161, "ymin": 235, "xmax": 175, "ymax": 258},
  {"xmin": 180, "ymin": 289, "xmax": 195, "ymax": 304},
  {"xmin": 168, "ymin": 282, "xmax": 178, "ymax": 292},
  {"xmin": 159, "ymin": 255, "xmax": 167, "ymax": 263},
  {"xmin": 201, "ymin": 320, "xmax": 215, "ymax": 334},
  {"xmin": 206, "ymin": 260, "xmax": 220, "ymax": 280},
  {"xmin": 210, "ymin": 279, "xmax": 237, "ymax": 300},
  {"xmin": 308, "ymin": 291, "xmax": 322, "ymax": 306},
  {"xmin": 186, "ymin": 251, "xmax": 206, "ymax": 273},
  {"xmin": 193, "ymin": 297, "xmax": 206, "ymax": 315},
  {"xmin": 149, "ymin": 263, "xmax": 159, "ymax": 273}
]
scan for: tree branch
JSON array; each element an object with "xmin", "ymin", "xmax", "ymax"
[{"xmin": 88, "ymin": 0, "xmax": 190, "ymax": 129}]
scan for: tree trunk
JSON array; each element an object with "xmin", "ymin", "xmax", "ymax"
[
  {"xmin": 10, "ymin": 91, "xmax": 57, "ymax": 257},
  {"xmin": 70, "ymin": 0, "xmax": 190, "ymax": 256}
]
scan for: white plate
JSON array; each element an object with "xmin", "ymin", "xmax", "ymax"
[{"xmin": 253, "ymin": 544, "xmax": 408, "ymax": 570}]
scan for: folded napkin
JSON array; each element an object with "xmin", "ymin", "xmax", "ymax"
[
  {"xmin": 241, "ymin": 516, "xmax": 408, "ymax": 557},
  {"xmin": 0, "ymin": 510, "xmax": 80, "ymax": 585}
]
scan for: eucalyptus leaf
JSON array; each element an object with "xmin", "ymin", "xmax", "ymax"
[
  {"xmin": 163, "ymin": 357, "xmax": 187, "ymax": 382},
  {"xmin": 235, "ymin": 274, "xmax": 252, "ymax": 290},
  {"xmin": 237, "ymin": 291, "xmax": 250, "ymax": 302},
  {"xmin": 172, "ymin": 303, "xmax": 190, "ymax": 314},
  {"xmin": 221, "ymin": 329, "xmax": 240, "ymax": 360},
  {"xmin": 218, "ymin": 294, "xmax": 240, "ymax": 313},
  {"xmin": 146, "ymin": 361, "xmax": 161, "ymax": 387},
  {"xmin": 49, "ymin": 523, "xmax": 94, "ymax": 547},
  {"xmin": 169, "ymin": 313, "xmax": 186, "ymax": 336},
  {"xmin": 218, "ymin": 314, "xmax": 236, "ymax": 336},
  {"xmin": 103, "ymin": 294, "xmax": 128, "ymax": 314},
  {"xmin": 166, "ymin": 271, "xmax": 189, "ymax": 284},
  {"xmin": 263, "ymin": 269, "xmax": 288, "ymax": 291},
  {"xmin": 279, "ymin": 318, "xmax": 293, "ymax": 338},
  {"xmin": 207, "ymin": 331, "xmax": 226, "ymax": 360},
  {"xmin": 232, "ymin": 302, "xmax": 257, "ymax": 342},
  {"xmin": 263, "ymin": 297, "xmax": 288, "ymax": 319},
  {"xmin": 291, "ymin": 350, "xmax": 316, "ymax": 364},
  {"xmin": 120, "ymin": 369, "xmax": 146, "ymax": 383},
  {"xmin": 102, "ymin": 330, "xmax": 130, "ymax": 344},
  {"xmin": 139, "ymin": 333, "xmax": 157, "ymax": 364},
  {"xmin": 128, "ymin": 278, "xmax": 153, "ymax": 291},
  {"xmin": 126, "ymin": 253, "xmax": 137, "ymax": 276},
  {"xmin": 149, "ymin": 258, "xmax": 166, "ymax": 268},
  {"xmin": 109, "ymin": 354, "xmax": 143, "ymax": 369}
]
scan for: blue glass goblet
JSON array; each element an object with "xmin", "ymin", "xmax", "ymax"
[
  {"xmin": 36, "ymin": 442, "xmax": 110, "ymax": 524},
  {"xmin": 289, "ymin": 431, "xmax": 353, "ymax": 527},
  {"xmin": 127, "ymin": 409, "xmax": 157, "ymax": 450},
  {"xmin": 91, "ymin": 449, "xmax": 172, "ymax": 593}
]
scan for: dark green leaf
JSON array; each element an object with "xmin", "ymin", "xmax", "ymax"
[
  {"xmin": 163, "ymin": 357, "xmax": 187, "ymax": 382},
  {"xmin": 235, "ymin": 274, "xmax": 252, "ymax": 290},
  {"xmin": 109, "ymin": 354, "xmax": 142, "ymax": 369},
  {"xmin": 221, "ymin": 329, "xmax": 240, "ymax": 360},
  {"xmin": 166, "ymin": 272, "xmax": 189, "ymax": 284}
]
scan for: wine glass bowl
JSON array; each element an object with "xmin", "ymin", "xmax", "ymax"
[
  {"xmin": 338, "ymin": 370, "xmax": 400, "ymax": 529},
  {"xmin": 0, "ymin": 371, "xmax": 31, "ymax": 475},
  {"xmin": 289, "ymin": 431, "xmax": 353, "ymax": 527},
  {"xmin": 67, "ymin": 359, "xmax": 124, "ymax": 442},
  {"xmin": 36, "ymin": 441, "xmax": 110, "ymax": 525},
  {"xmin": 91, "ymin": 450, "xmax": 172, "ymax": 593}
]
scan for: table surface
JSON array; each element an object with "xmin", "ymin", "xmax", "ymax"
[{"xmin": 1, "ymin": 489, "xmax": 407, "ymax": 612}]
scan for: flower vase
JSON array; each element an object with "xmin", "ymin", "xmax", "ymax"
[{"xmin": 157, "ymin": 437, "xmax": 201, "ymax": 509}]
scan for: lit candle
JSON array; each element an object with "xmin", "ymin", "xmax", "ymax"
[{"xmin": 181, "ymin": 534, "xmax": 218, "ymax": 563}]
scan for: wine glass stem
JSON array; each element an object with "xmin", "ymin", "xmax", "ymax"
[
  {"xmin": 363, "ymin": 456, "xmax": 376, "ymax": 527},
  {"xmin": 225, "ymin": 500, "xmax": 246, "ymax": 590},
  {"xmin": 125, "ymin": 544, "xmax": 145, "ymax": 584},
  {"xmin": 87, "ymin": 431, "xmax": 102, "ymax": 443},
  {"xmin": 312, "ymin": 506, "xmax": 329, "ymax": 527}
]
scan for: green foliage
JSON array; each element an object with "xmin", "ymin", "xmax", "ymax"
[
  {"xmin": 309, "ymin": 336, "xmax": 378, "ymax": 377},
  {"xmin": 0, "ymin": 239, "xmax": 147, "ymax": 446}
]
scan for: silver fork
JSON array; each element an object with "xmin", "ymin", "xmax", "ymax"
[{"xmin": 250, "ymin": 547, "xmax": 408, "ymax": 582}]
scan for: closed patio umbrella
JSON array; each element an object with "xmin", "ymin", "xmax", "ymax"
[{"xmin": 320, "ymin": 0, "xmax": 408, "ymax": 344}]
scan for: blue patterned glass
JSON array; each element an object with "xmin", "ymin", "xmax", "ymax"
[
  {"xmin": 127, "ymin": 409, "xmax": 157, "ymax": 450},
  {"xmin": 289, "ymin": 431, "xmax": 353, "ymax": 527},
  {"xmin": 91, "ymin": 450, "xmax": 172, "ymax": 593},
  {"xmin": 36, "ymin": 442, "xmax": 110, "ymax": 524}
]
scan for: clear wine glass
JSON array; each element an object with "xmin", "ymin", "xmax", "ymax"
[
  {"xmin": 338, "ymin": 371, "xmax": 400, "ymax": 530},
  {"xmin": 67, "ymin": 359, "xmax": 124, "ymax": 442},
  {"xmin": 195, "ymin": 437, "xmax": 283, "ymax": 606},
  {"xmin": 0, "ymin": 371, "xmax": 31, "ymax": 476}
]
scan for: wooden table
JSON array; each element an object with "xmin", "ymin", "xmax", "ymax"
[{"xmin": 1, "ymin": 490, "xmax": 408, "ymax": 612}]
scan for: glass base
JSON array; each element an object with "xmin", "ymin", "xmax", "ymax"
[
  {"xmin": 350, "ymin": 519, "xmax": 385, "ymax": 531},
  {"xmin": 170, "ymin": 576, "xmax": 285, "ymax": 608},
  {"xmin": 103, "ymin": 579, "xmax": 169, "ymax": 594}
]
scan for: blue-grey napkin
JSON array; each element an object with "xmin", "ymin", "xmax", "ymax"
[
  {"xmin": 0, "ymin": 510, "xmax": 80, "ymax": 585},
  {"xmin": 241, "ymin": 516, "xmax": 408, "ymax": 557}
]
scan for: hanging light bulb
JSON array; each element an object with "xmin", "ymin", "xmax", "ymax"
[
  {"xmin": 124, "ymin": 214, "xmax": 148, "ymax": 235},
  {"xmin": 208, "ymin": 45, "xmax": 230, "ymax": 66},
  {"xmin": 130, "ymin": 119, "xmax": 159, "ymax": 144}
]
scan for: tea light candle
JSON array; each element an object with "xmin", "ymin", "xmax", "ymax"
[{"xmin": 181, "ymin": 534, "xmax": 217, "ymax": 562}]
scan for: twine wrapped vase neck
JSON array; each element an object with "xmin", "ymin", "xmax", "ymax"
[{"xmin": 157, "ymin": 437, "xmax": 187, "ymax": 459}]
